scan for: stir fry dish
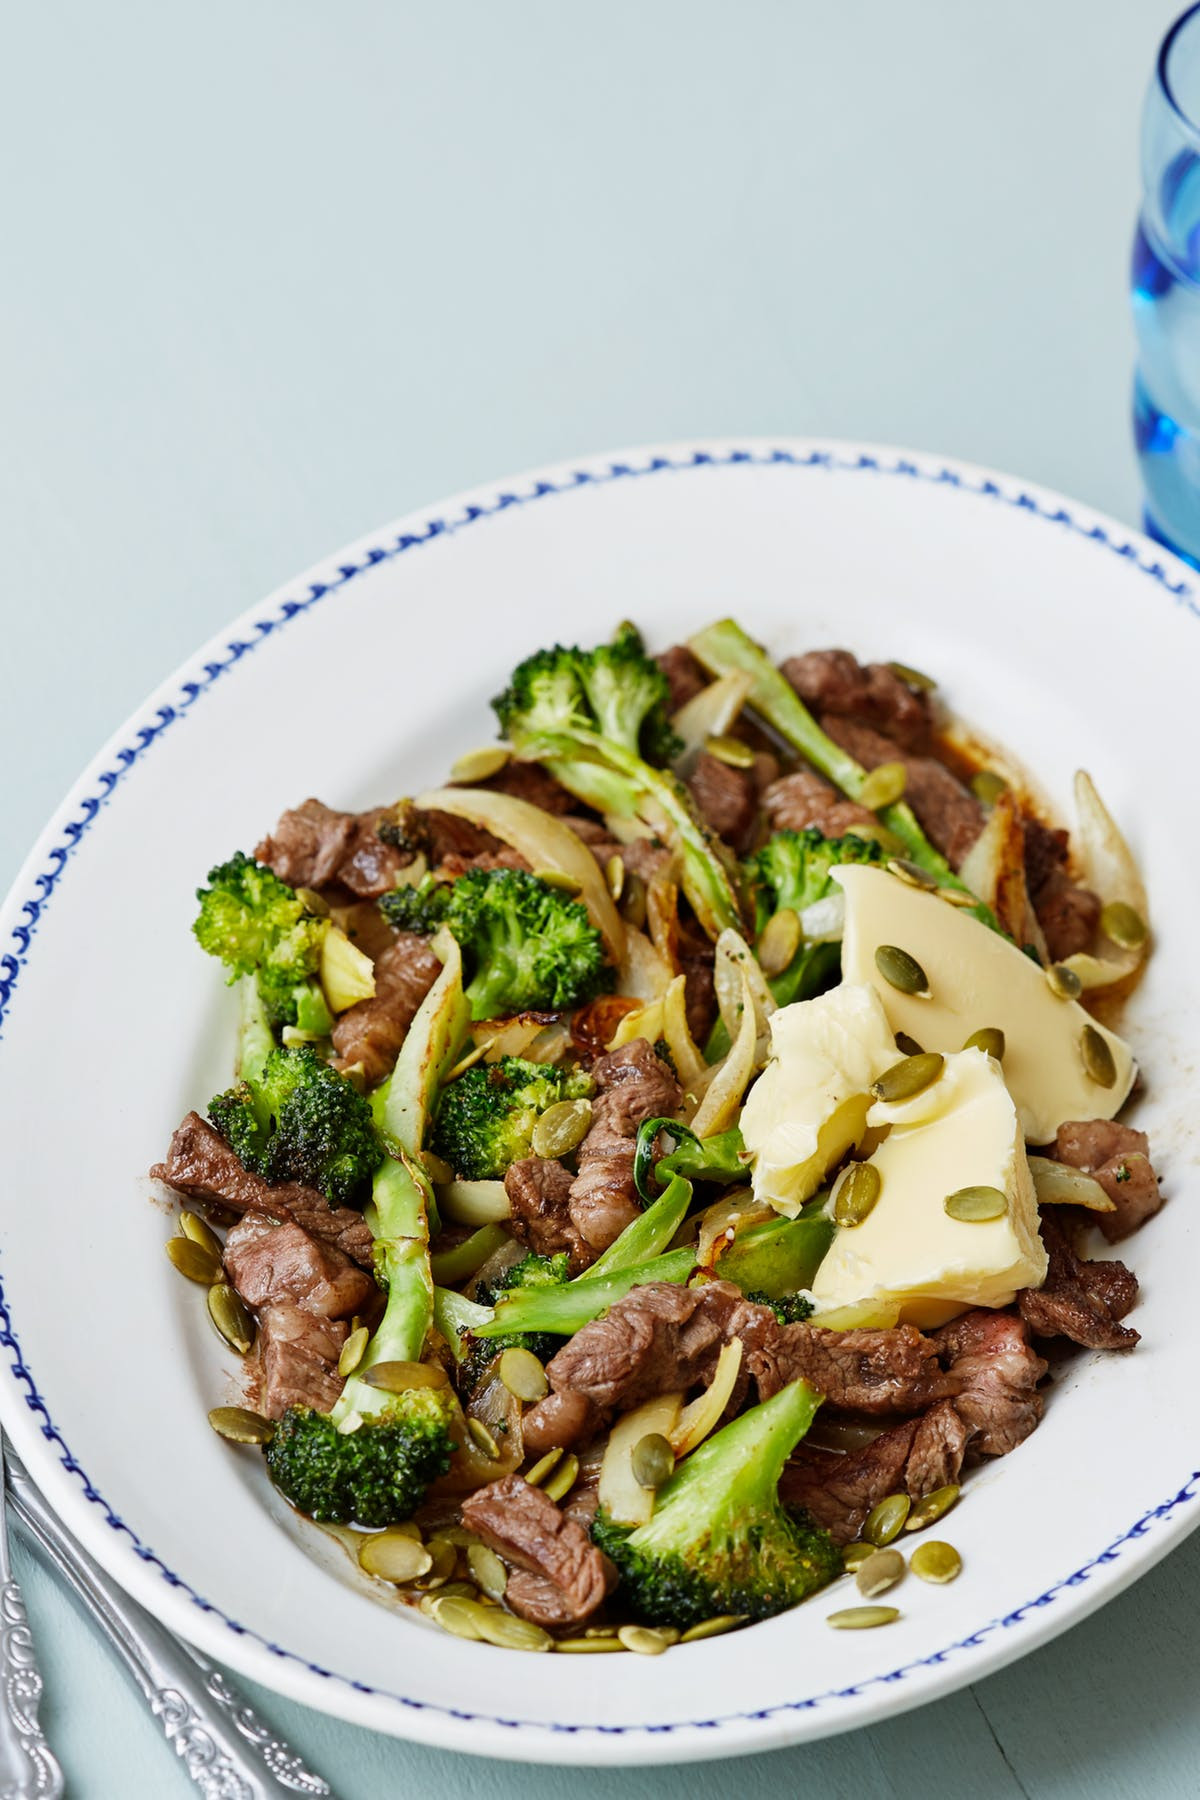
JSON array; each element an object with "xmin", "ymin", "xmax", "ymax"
[{"xmin": 152, "ymin": 620, "xmax": 1160, "ymax": 1655}]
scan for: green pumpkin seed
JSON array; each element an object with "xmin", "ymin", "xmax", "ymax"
[
  {"xmin": 619, "ymin": 871, "xmax": 647, "ymax": 929},
  {"xmin": 467, "ymin": 1418, "xmax": 501, "ymax": 1460},
  {"xmin": 1100, "ymin": 899, "xmax": 1147, "ymax": 950},
  {"xmin": 757, "ymin": 908, "xmax": 801, "ymax": 977},
  {"xmin": 429, "ymin": 1595, "xmax": 489, "ymax": 1641},
  {"xmin": 605, "ymin": 854, "xmax": 626, "ymax": 903},
  {"xmin": 475, "ymin": 1610, "xmax": 553, "ymax": 1652},
  {"xmin": 531, "ymin": 1098, "xmax": 593, "ymax": 1161},
  {"xmin": 842, "ymin": 1542, "xmax": 875, "ymax": 1573},
  {"xmin": 963, "ymin": 1027, "xmax": 1005, "ymax": 1061},
  {"xmin": 166, "ymin": 1237, "xmax": 222, "ymax": 1285},
  {"xmin": 910, "ymin": 1540, "xmax": 962, "ymax": 1584},
  {"xmin": 832, "ymin": 1161, "xmax": 882, "ymax": 1228},
  {"xmin": 944, "ymin": 1184, "xmax": 1008, "ymax": 1223},
  {"xmin": 858, "ymin": 760, "xmax": 908, "ymax": 812},
  {"xmin": 886, "ymin": 661, "xmax": 936, "ymax": 693},
  {"xmin": 556, "ymin": 1636, "xmax": 627, "ymax": 1653},
  {"xmin": 855, "ymin": 1548, "xmax": 906, "ymax": 1599},
  {"xmin": 358, "ymin": 1532, "xmax": 433, "ymax": 1584},
  {"xmin": 498, "ymin": 1346, "xmax": 549, "ymax": 1403},
  {"xmin": 431, "ymin": 1580, "xmax": 478, "ymax": 1602},
  {"xmin": 422, "ymin": 1538, "xmax": 458, "ymax": 1586},
  {"xmin": 1046, "ymin": 962, "xmax": 1083, "ymax": 1001},
  {"xmin": 449, "ymin": 746, "xmax": 510, "ymax": 784},
  {"xmin": 938, "ymin": 887, "xmax": 979, "ymax": 908},
  {"xmin": 1081, "ymin": 1024, "xmax": 1117, "ymax": 1088},
  {"xmin": 338, "ymin": 1325, "xmax": 370, "ymax": 1378},
  {"xmin": 584, "ymin": 1625, "xmax": 620, "ymax": 1638},
  {"xmin": 618, "ymin": 1624, "xmax": 677, "ymax": 1656},
  {"xmin": 893, "ymin": 1031, "xmax": 924, "ymax": 1057},
  {"xmin": 905, "ymin": 1484, "xmax": 960, "ymax": 1532},
  {"xmin": 524, "ymin": 1447, "xmax": 564, "ymax": 1487},
  {"xmin": 680, "ymin": 1615, "xmax": 744, "ymax": 1642},
  {"xmin": 206, "ymin": 1284, "xmax": 255, "ymax": 1356},
  {"xmin": 871, "ymin": 1051, "xmax": 945, "ymax": 1104},
  {"xmin": 180, "ymin": 1210, "xmax": 223, "ymax": 1258},
  {"xmin": 631, "ymin": 1432, "xmax": 675, "ymax": 1490},
  {"xmin": 827, "ymin": 1605, "xmax": 901, "ymax": 1630},
  {"xmin": 467, "ymin": 1544, "xmax": 508, "ymax": 1600},
  {"xmin": 970, "ymin": 769, "xmax": 1008, "ymax": 805},
  {"xmin": 863, "ymin": 1493, "xmax": 911, "ymax": 1546},
  {"xmin": 208, "ymin": 1406, "xmax": 274, "ymax": 1445},
  {"xmin": 361, "ymin": 1361, "xmax": 449, "ymax": 1392},
  {"xmin": 874, "ymin": 944, "xmax": 929, "ymax": 996},
  {"xmin": 532, "ymin": 867, "xmax": 583, "ymax": 896},
  {"xmin": 705, "ymin": 733, "xmax": 756, "ymax": 770},
  {"xmin": 887, "ymin": 858, "xmax": 938, "ymax": 891},
  {"xmin": 542, "ymin": 1453, "xmax": 580, "ymax": 1503},
  {"xmin": 295, "ymin": 885, "xmax": 332, "ymax": 916}
]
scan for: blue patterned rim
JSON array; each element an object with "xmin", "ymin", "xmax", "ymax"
[{"xmin": 1, "ymin": 442, "xmax": 1198, "ymax": 1746}]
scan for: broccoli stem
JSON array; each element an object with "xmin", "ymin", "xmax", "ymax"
[{"xmin": 236, "ymin": 977, "xmax": 277, "ymax": 1086}]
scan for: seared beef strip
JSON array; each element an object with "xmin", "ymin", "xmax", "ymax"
[
  {"xmin": 906, "ymin": 1397, "xmax": 974, "ymax": 1496},
  {"xmin": 460, "ymin": 1473, "xmax": 617, "ymax": 1628},
  {"xmin": 676, "ymin": 910, "xmax": 718, "ymax": 1044},
  {"xmin": 330, "ymin": 932, "xmax": 442, "ymax": 1086},
  {"xmin": 256, "ymin": 799, "xmax": 409, "ymax": 899},
  {"xmin": 736, "ymin": 1309, "xmax": 962, "ymax": 1416},
  {"xmin": 504, "ymin": 1157, "xmax": 592, "ymax": 1273},
  {"xmin": 686, "ymin": 752, "xmax": 758, "ymax": 854},
  {"xmin": 933, "ymin": 1311, "xmax": 1046, "ymax": 1455},
  {"xmin": 781, "ymin": 649, "xmax": 934, "ymax": 752},
  {"xmin": 657, "ymin": 644, "xmax": 709, "ymax": 713},
  {"xmin": 780, "ymin": 1419, "xmax": 918, "ymax": 1544},
  {"xmin": 223, "ymin": 1215, "xmax": 374, "ymax": 1320},
  {"xmin": 1022, "ymin": 819, "xmax": 1101, "ymax": 961},
  {"xmin": 762, "ymin": 768, "xmax": 877, "ymax": 839},
  {"xmin": 588, "ymin": 837, "xmax": 675, "ymax": 886},
  {"xmin": 1054, "ymin": 1120, "xmax": 1162, "ymax": 1242},
  {"xmin": 472, "ymin": 761, "xmax": 577, "ymax": 815},
  {"xmin": 821, "ymin": 717, "xmax": 985, "ymax": 868},
  {"xmin": 152, "ymin": 1113, "xmax": 375, "ymax": 1267},
  {"xmin": 1018, "ymin": 1214, "xmax": 1139, "ymax": 1351},
  {"xmin": 568, "ymin": 1040, "xmax": 682, "ymax": 1253},
  {"xmin": 257, "ymin": 1303, "xmax": 348, "ymax": 1418}
]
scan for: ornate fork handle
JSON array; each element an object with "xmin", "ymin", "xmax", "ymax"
[
  {"xmin": 5, "ymin": 1446, "xmax": 333, "ymax": 1798},
  {"xmin": 0, "ymin": 1574, "xmax": 63, "ymax": 1799}
]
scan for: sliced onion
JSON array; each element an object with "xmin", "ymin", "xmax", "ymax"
[
  {"xmin": 1027, "ymin": 1154, "xmax": 1116, "ymax": 1213},
  {"xmin": 646, "ymin": 866, "xmax": 682, "ymax": 972},
  {"xmin": 319, "ymin": 925, "xmax": 376, "ymax": 1011},
  {"xmin": 433, "ymin": 1375, "xmax": 524, "ymax": 1492},
  {"xmin": 1062, "ymin": 770, "xmax": 1150, "ymax": 994},
  {"xmin": 662, "ymin": 973, "xmax": 706, "ymax": 1087},
  {"xmin": 617, "ymin": 924, "xmax": 674, "ymax": 1001},
  {"xmin": 957, "ymin": 790, "xmax": 1046, "ymax": 951},
  {"xmin": 690, "ymin": 968, "xmax": 758, "ymax": 1137},
  {"xmin": 598, "ymin": 1392, "xmax": 683, "ymax": 1527},
  {"xmin": 416, "ymin": 786, "xmax": 625, "ymax": 962},
  {"xmin": 608, "ymin": 998, "xmax": 665, "ymax": 1051},
  {"xmin": 695, "ymin": 1189, "xmax": 768, "ymax": 1268},
  {"xmin": 524, "ymin": 1022, "xmax": 570, "ymax": 1065},
  {"xmin": 671, "ymin": 672, "xmax": 755, "ymax": 776},
  {"xmin": 714, "ymin": 929, "xmax": 775, "ymax": 1065},
  {"xmin": 798, "ymin": 891, "xmax": 846, "ymax": 944},
  {"xmin": 670, "ymin": 1339, "xmax": 744, "ymax": 1457},
  {"xmin": 438, "ymin": 1179, "xmax": 511, "ymax": 1225},
  {"xmin": 473, "ymin": 1016, "xmax": 545, "ymax": 1061}
]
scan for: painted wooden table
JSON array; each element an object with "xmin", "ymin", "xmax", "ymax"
[{"xmin": 1, "ymin": 4, "xmax": 1193, "ymax": 1794}]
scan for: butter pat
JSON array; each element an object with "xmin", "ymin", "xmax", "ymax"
[
  {"xmin": 835, "ymin": 865, "xmax": 1135, "ymax": 1144},
  {"xmin": 740, "ymin": 983, "xmax": 896, "ymax": 1216},
  {"xmin": 811, "ymin": 1048, "xmax": 1047, "ymax": 1323}
]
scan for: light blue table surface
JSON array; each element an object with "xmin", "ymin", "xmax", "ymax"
[{"xmin": 1, "ymin": 3, "xmax": 1194, "ymax": 1794}]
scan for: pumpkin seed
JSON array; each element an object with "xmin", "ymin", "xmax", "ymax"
[
  {"xmin": 893, "ymin": 1031, "xmax": 924, "ymax": 1057},
  {"xmin": 432, "ymin": 1581, "xmax": 478, "ymax": 1602},
  {"xmin": 871, "ymin": 1051, "xmax": 944, "ymax": 1104},
  {"xmin": 827, "ymin": 1605, "xmax": 900, "ymax": 1630},
  {"xmin": 756, "ymin": 908, "xmax": 801, "ymax": 977},
  {"xmin": 532, "ymin": 867, "xmax": 583, "ymax": 896},
  {"xmin": 584, "ymin": 1625, "xmax": 620, "ymax": 1638},
  {"xmin": 944, "ymin": 1184, "xmax": 1008, "ymax": 1223},
  {"xmin": 542, "ymin": 1453, "xmax": 580, "ymax": 1503},
  {"xmin": 905, "ymin": 1484, "xmax": 960, "ymax": 1532},
  {"xmin": 605, "ymin": 854, "xmax": 626, "ymax": 902},
  {"xmin": 498, "ymin": 1346, "xmax": 549, "ymax": 1403},
  {"xmin": 361, "ymin": 1361, "xmax": 449, "ymax": 1392},
  {"xmin": 858, "ymin": 760, "xmax": 908, "ymax": 812},
  {"xmin": 180, "ymin": 1210, "xmax": 223, "ymax": 1258},
  {"xmin": 619, "ymin": 871, "xmax": 647, "ymax": 929},
  {"xmin": 970, "ymin": 769, "xmax": 1008, "ymax": 805},
  {"xmin": 208, "ymin": 1406, "xmax": 274, "ymax": 1445},
  {"xmin": 422, "ymin": 1538, "xmax": 458, "ymax": 1585},
  {"xmin": 886, "ymin": 660, "xmax": 936, "ymax": 693},
  {"xmin": 1046, "ymin": 961, "xmax": 1083, "ymax": 1001},
  {"xmin": 166, "ymin": 1237, "xmax": 222, "ymax": 1285},
  {"xmin": 207, "ymin": 1284, "xmax": 254, "ymax": 1356},
  {"xmin": 475, "ymin": 1610, "xmax": 553, "ymax": 1652},
  {"xmin": 556, "ymin": 1636, "xmax": 627, "ymax": 1653},
  {"xmin": 1081, "ymin": 1024, "xmax": 1117, "ymax": 1088},
  {"xmin": 887, "ymin": 858, "xmax": 938, "ymax": 891},
  {"xmin": 863, "ymin": 1493, "xmax": 911, "ymax": 1546},
  {"xmin": 337, "ymin": 1325, "xmax": 370, "ymax": 1378},
  {"xmin": 910, "ymin": 1540, "xmax": 962, "ymax": 1584},
  {"xmin": 874, "ymin": 944, "xmax": 929, "ymax": 996},
  {"xmin": 430, "ymin": 1594, "xmax": 489, "ymax": 1641},
  {"xmin": 358, "ymin": 1532, "xmax": 433, "ymax": 1584},
  {"xmin": 938, "ymin": 887, "xmax": 979, "ymax": 908},
  {"xmin": 467, "ymin": 1544, "xmax": 508, "ymax": 1600},
  {"xmin": 295, "ymin": 885, "xmax": 331, "ymax": 916},
  {"xmin": 1100, "ymin": 899, "xmax": 1147, "ymax": 950},
  {"xmin": 832, "ymin": 1161, "xmax": 882, "ymax": 1228},
  {"xmin": 467, "ymin": 1418, "xmax": 501, "ymax": 1460},
  {"xmin": 449, "ymin": 746, "xmax": 510, "ymax": 784},
  {"xmin": 855, "ymin": 1548, "xmax": 906, "ymax": 1599},
  {"xmin": 842, "ymin": 1542, "xmax": 875, "ymax": 1573},
  {"xmin": 531, "ymin": 1098, "xmax": 593, "ymax": 1160},
  {"xmin": 705, "ymin": 733, "xmax": 756, "ymax": 770},
  {"xmin": 631, "ymin": 1432, "xmax": 675, "ymax": 1490},
  {"xmin": 618, "ymin": 1624, "xmax": 677, "ymax": 1656},
  {"xmin": 963, "ymin": 1027, "xmax": 1005, "ymax": 1061},
  {"xmin": 525, "ymin": 1447, "xmax": 564, "ymax": 1487},
  {"xmin": 680, "ymin": 1615, "xmax": 744, "ymax": 1642}
]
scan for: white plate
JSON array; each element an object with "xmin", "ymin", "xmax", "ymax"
[{"xmin": 1, "ymin": 440, "xmax": 1197, "ymax": 1767}]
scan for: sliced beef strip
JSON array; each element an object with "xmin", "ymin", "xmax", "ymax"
[
  {"xmin": 152, "ymin": 1113, "xmax": 375, "ymax": 1266},
  {"xmin": 255, "ymin": 799, "xmax": 410, "ymax": 899},
  {"xmin": 460, "ymin": 1473, "xmax": 617, "ymax": 1628},
  {"xmin": 257, "ymin": 1302, "xmax": 348, "ymax": 1418},
  {"xmin": 685, "ymin": 752, "xmax": 759, "ymax": 853},
  {"xmin": 1018, "ymin": 1214, "xmax": 1139, "ymax": 1351},
  {"xmin": 781, "ymin": 649, "xmax": 934, "ymax": 753},
  {"xmin": 567, "ymin": 1129, "xmax": 643, "ymax": 1254},
  {"xmin": 1021, "ymin": 818, "xmax": 1101, "ymax": 961},
  {"xmin": 657, "ymin": 644, "xmax": 709, "ymax": 713},
  {"xmin": 762, "ymin": 768, "xmax": 877, "ymax": 840},
  {"xmin": 330, "ymin": 932, "xmax": 442, "ymax": 1086},
  {"xmin": 504, "ymin": 1157, "xmax": 592, "ymax": 1273},
  {"xmin": 736, "ymin": 1309, "xmax": 962, "ymax": 1416},
  {"xmin": 780, "ymin": 1419, "xmax": 918, "ymax": 1545},
  {"xmin": 1054, "ymin": 1120, "xmax": 1162, "ymax": 1242},
  {"xmin": 821, "ymin": 717, "xmax": 985, "ymax": 868},
  {"xmin": 472, "ymin": 761, "xmax": 577, "ymax": 815},
  {"xmin": 223, "ymin": 1215, "xmax": 374, "ymax": 1320},
  {"xmin": 433, "ymin": 847, "xmax": 529, "ymax": 879},
  {"xmin": 585, "ymin": 1039, "xmax": 683, "ymax": 1136},
  {"xmin": 567, "ymin": 1040, "xmax": 682, "ymax": 1254},
  {"xmin": 905, "ymin": 1397, "xmax": 974, "ymax": 1497},
  {"xmin": 933, "ymin": 1311, "xmax": 1046, "ymax": 1456},
  {"xmin": 588, "ymin": 837, "xmax": 675, "ymax": 885}
]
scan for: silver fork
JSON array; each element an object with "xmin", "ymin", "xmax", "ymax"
[
  {"xmin": 0, "ymin": 1440, "xmax": 62, "ymax": 1799},
  {"xmin": 4, "ymin": 1438, "xmax": 335, "ymax": 1798}
]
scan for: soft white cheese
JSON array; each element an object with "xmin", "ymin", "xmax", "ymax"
[
  {"xmin": 810, "ymin": 1047, "xmax": 1047, "ymax": 1326},
  {"xmin": 834, "ymin": 865, "xmax": 1136, "ymax": 1145},
  {"xmin": 740, "ymin": 982, "xmax": 896, "ymax": 1216}
]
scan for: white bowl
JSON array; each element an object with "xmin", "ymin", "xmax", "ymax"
[{"xmin": 1, "ymin": 439, "xmax": 1195, "ymax": 1765}]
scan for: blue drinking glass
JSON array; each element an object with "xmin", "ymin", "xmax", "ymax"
[{"xmin": 1132, "ymin": 2, "xmax": 1200, "ymax": 566}]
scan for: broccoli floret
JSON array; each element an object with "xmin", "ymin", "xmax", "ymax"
[
  {"xmin": 430, "ymin": 1056, "xmax": 593, "ymax": 1180},
  {"xmin": 745, "ymin": 1289, "xmax": 815, "ymax": 1324},
  {"xmin": 459, "ymin": 1251, "xmax": 570, "ymax": 1392},
  {"xmin": 494, "ymin": 623, "xmax": 680, "ymax": 765},
  {"xmin": 475, "ymin": 1251, "xmax": 572, "ymax": 1306},
  {"xmin": 208, "ymin": 1043, "xmax": 382, "ymax": 1207},
  {"xmin": 382, "ymin": 868, "xmax": 612, "ymax": 1021},
  {"xmin": 745, "ymin": 828, "xmax": 884, "ymax": 1010},
  {"xmin": 193, "ymin": 852, "xmax": 331, "ymax": 1030},
  {"xmin": 592, "ymin": 1380, "xmax": 840, "ymax": 1629},
  {"xmin": 263, "ymin": 1389, "xmax": 453, "ymax": 1527}
]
